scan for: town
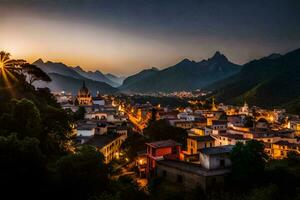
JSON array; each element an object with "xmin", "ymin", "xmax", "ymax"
[
  {"xmin": 1, "ymin": 1, "xmax": 300, "ymax": 199},
  {"xmin": 53, "ymin": 82, "xmax": 300, "ymax": 192}
]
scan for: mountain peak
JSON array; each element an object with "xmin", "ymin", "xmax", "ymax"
[
  {"xmin": 265, "ymin": 53, "xmax": 282, "ymax": 60},
  {"xmin": 74, "ymin": 66, "xmax": 84, "ymax": 71},
  {"xmin": 210, "ymin": 51, "xmax": 228, "ymax": 62},
  {"xmin": 178, "ymin": 58, "xmax": 195, "ymax": 65},
  {"xmin": 33, "ymin": 58, "xmax": 44, "ymax": 64}
]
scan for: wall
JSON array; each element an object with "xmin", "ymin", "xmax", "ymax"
[
  {"xmin": 199, "ymin": 153, "xmax": 231, "ymax": 170},
  {"xmin": 156, "ymin": 163, "xmax": 225, "ymax": 192},
  {"xmin": 76, "ymin": 129, "xmax": 95, "ymax": 137}
]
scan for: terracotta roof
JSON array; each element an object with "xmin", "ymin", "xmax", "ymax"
[{"xmin": 146, "ymin": 139, "xmax": 181, "ymax": 148}]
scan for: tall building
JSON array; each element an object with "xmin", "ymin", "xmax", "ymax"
[{"xmin": 75, "ymin": 81, "xmax": 93, "ymax": 105}]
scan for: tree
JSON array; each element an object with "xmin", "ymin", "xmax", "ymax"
[
  {"xmin": 11, "ymin": 98, "xmax": 42, "ymax": 139},
  {"xmin": 230, "ymin": 140, "xmax": 268, "ymax": 187},
  {"xmin": 143, "ymin": 119, "xmax": 187, "ymax": 145},
  {"xmin": 40, "ymin": 105, "xmax": 73, "ymax": 154},
  {"xmin": 22, "ymin": 63, "xmax": 51, "ymax": 85},
  {"xmin": 56, "ymin": 145, "xmax": 108, "ymax": 199},
  {"xmin": 0, "ymin": 134, "xmax": 46, "ymax": 199}
]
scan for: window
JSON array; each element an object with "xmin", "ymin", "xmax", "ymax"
[
  {"xmin": 220, "ymin": 159, "xmax": 225, "ymax": 168},
  {"xmin": 177, "ymin": 175, "xmax": 183, "ymax": 183}
]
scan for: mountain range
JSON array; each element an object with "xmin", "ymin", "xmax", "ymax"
[
  {"xmin": 32, "ymin": 48, "xmax": 300, "ymax": 113},
  {"xmin": 33, "ymin": 59, "xmax": 124, "ymax": 94},
  {"xmin": 209, "ymin": 48, "xmax": 300, "ymax": 114},
  {"xmin": 120, "ymin": 52, "xmax": 241, "ymax": 93}
]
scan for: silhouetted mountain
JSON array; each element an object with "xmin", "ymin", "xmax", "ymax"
[
  {"xmin": 73, "ymin": 66, "xmax": 119, "ymax": 87},
  {"xmin": 36, "ymin": 73, "xmax": 118, "ymax": 95},
  {"xmin": 105, "ymin": 73, "xmax": 126, "ymax": 86},
  {"xmin": 33, "ymin": 59, "xmax": 85, "ymax": 80},
  {"xmin": 120, "ymin": 52, "xmax": 240, "ymax": 93},
  {"xmin": 120, "ymin": 67, "xmax": 159, "ymax": 91},
  {"xmin": 210, "ymin": 48, "xmax": 300, "ymax": 113}
]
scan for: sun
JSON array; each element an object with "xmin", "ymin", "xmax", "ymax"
[{"xmin": 0, "ymin": 61, "xmax": 4, "ymax": 69}]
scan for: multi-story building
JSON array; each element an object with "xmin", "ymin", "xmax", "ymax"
[
  {"xmin": 85, "ymin": 132, "xmax": 127, "ymax": 163},
  {"xmin": 146, "ymin": 139, "xmax": 182, "ymax": 178},
  {"xmin": 270, "ymin": 141, "xmax": 300, "ymax": 159},
  {"xmin": 187, "ymin": 135, "xmax": 215, "ymax": 155}
]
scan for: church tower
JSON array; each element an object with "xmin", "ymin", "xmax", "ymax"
[
  {"xmin": 211, "ymin": 98, "xmax": 218, "ymax": 111},
  {"xmin": 75, "ymin": 81, "xmax": 93, "ymax": 105}
]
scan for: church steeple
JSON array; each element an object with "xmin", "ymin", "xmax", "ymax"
[{"xmin": 211, "ymin": 98, "xmax": 217, "ymax": 111}]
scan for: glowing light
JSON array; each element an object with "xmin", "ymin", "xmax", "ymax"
[{"xmin": 138, "ymin": 159, "xmax": 144, "ymax": 165}]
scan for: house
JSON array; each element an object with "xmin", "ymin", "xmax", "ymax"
[
  {"xmin": 174, "ymin": 121, "xmax": 193, "ymax": 130},
  {"xmin": 187, "ymin": 135, "xmax": 215, "ymax": 155},
  {"xmin": 289, "ymin": 120, "xmax": 300, "ymax": 136},
  {"xmin": 211, "ymin": 120, "xmax": 227, "ymax": 133},
  {"xmin": 214, "ymin": 133, "xmax": 248, "ymax": 146},
  {"xmin": 146, "ymin": 139, "xmax": 182, "ymax": 178},
  {"xmin": 75, "ymin": 123, "xmax": 97, "ymax": 137},
  {"xmin": 189, "ymin": 127, "xmax": 206, "ymax": 136},
  {"xmin": 271, "ymin": 141, "xmax": 300, "ymax": 159},
  {"xmin": 84, "ymin": 133, "xmax": 126, "ymax": 163},
  {"xmin": 198, "ymin": 145, "xmax": 233, "ymax": 170},
  {"xmin": 93, "ymin": 93, "xmax": 105, "ymax": 106},
  {"xmin": 156, "ymin": 159, "xmax": 230, "ymax": 192}
]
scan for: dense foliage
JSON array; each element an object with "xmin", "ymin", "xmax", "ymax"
[{"xmin": 0, "ymin": 52, "xmax": 144, "ymax": 200}]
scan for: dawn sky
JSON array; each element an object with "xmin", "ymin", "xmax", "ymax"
[{"xmin": 1, "ymin": 0, "xmax": 300, "ymax": 75}]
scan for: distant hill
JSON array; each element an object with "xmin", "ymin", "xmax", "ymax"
[
  {"xmin": 73, "ymin": 66, "xmax": 120, "ymax": 87},
  {"xmin": 33, "ymin": 59, "xmax": 85, "ymax": 80},
  {"xmin": 120, "ymin": 67, "xmax": 159, "ymax": 91},
  {"xmin": 105, "ymin": 73, "xmax": 126, "ymax": 86},
  {"xmin": 33, "ymin": 59, "xmax": 118, "ymax": 94},
  {"xmin": 119, "ymin": 52, "xmax": 240, "ymax": 93},
  {"xmin": 36, "ymin": 73, "xmax": 118, "ymax": 95},
  {"xmin": 210, "ymin": 48, "xmax": 300, "ymax": 114}
]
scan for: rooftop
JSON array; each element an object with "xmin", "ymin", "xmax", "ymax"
[
  {"xmin": 157, "ymin": 159, "xmax": 230, "ymax": 176},
  {"xmin": 146, "ymin": 139, "xmax": 182, "ymax": 148},
  {"xmin": 188, "ymin": 135, "xmax": 215, "ymax": 142},
  {"xmin": 77, "ymin": 124, "xmax": 97, "ymax": 130},
  {"xmin": 219, "ymin": 133, "xmax": 245, "ymax": 140},
  {"xmin": 274, "ymin": 140, "xmax": 300, "ymax": 148},
  {"xmin": 212, "ymin": 120, "xmax": 228, "ymax": 125},
  {"xmin": 199, "ymin": 145, "xmax": 234, "ymax": 155},
  {"xmin": 84, "ymin": 134, "xmax": 120, "ymax": 149}
]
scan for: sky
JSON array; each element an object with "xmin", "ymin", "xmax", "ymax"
[{"xmin": 0, "ymin": 0, "xmax": 300, "ymax": 76}]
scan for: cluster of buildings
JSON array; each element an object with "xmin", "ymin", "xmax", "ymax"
[
  {"xmin": 55, "ymin": 85, "xmax": 300, "ymax": 191},
  {"xmin": 55, "ymin": 82, "xmax": 128, "ymax": 164},
  {"xmin": 131, "ymin": 100, "xmax": 300, "ymax": 192}
]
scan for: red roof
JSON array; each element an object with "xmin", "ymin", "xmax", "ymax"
[{"xmin": 146, "ymin": 139, "xmax": 181, "ymax": 148}]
